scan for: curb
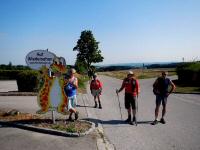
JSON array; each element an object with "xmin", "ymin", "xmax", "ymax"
[
  {"xmin": 0, "ymin": 92, "xmax": 37, "ymax": 96},
  {"xmin": 96, "ymin": 123, "xmax": 116, "ymax": 150},
  {"xmin": 81, "ymin": 93, "xmax": 116, "ymax": 150},
  {"xmin": 0, "ymin": 120, "xmax": 95, "ymax": 137}
]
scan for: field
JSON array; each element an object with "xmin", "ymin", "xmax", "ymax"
[{"xmin": 98, "ymin": 68, "xmax": 176, "ymax": 80}]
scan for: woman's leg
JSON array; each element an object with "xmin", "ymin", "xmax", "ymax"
[
  {"xmin": 94, "ymin": 95, "xmax": 98, "ymax": 108},
  {"xmin": 98, "ymin": 95, "xmax": 102, "ymax": 109}
]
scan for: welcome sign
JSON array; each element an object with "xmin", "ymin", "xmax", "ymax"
[
  {"xmin": 25, "ymin": 49, "xmax": 68, "ymax": 115},
  {"xmin": 26, "ymin": 50, "xmax": 55, "ymax": 70}
]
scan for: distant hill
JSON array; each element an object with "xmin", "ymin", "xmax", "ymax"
[
  {"xmin": 96, "ymin": 62, "xmax": 181, "ymax": 72},
  {"xmin": 146, "ymin": 62, "xmax": 181, "ymax": 69}
]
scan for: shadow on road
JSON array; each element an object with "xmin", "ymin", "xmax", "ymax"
[
  {"xmin": 83, "ymin": 118, "xmax": 153, "ymax": 127},
  {"xmin": 76, "ymin": 104, "xmax": 94, "ymax": 108},
  {"xmin": 137, "ymin": 121, "xmax": 153, "ymax": 124}
]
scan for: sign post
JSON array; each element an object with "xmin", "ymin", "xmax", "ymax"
[{"xmin": 52, "ymin": 110, "xmax": 56, "ymax": 124}]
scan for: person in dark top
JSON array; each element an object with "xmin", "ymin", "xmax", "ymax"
[{"xmin": 152, "ymin": 71, "xmax": 176, "ymax": 125}]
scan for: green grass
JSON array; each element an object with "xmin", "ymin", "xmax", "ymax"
[
  {"xmin": 51, "ymin": 121, "xmax": 89, "ymax": 133},
  {"xmin": 52, "ymin": 124, "xmax": 76, "ymax": 133},
  {"xmin": 98, "ymin": 68, "xmax": 176, "ymax": 80},
  {"xmin": 174, "ymin": 86, "xmax": 200, "ymax": 94},
  {"xmin": 172, "ymin": 79, "xmax": 200, "ymax": 94},
  {"xmin": 77, "ymin": 74, "xmax": 89, "ymax": 93}
]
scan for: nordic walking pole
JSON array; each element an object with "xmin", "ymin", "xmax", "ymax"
[
  {"xmin": 116, "ymin": 89, "xmax": 123, "ymax": 120},
  {"xmin": 135, "ymin": 95, "xmax": 138, "ymax": 126}
]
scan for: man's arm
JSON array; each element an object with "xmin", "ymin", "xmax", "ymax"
[
  {"xmin": 153, "ymin": 78, "xmax": 158, "ymax": 89},
  {"xmin": 72, "ymin": 78, "xmax": 78, "ymax": 89},
  {"xmin": 136, "ymin": 80, "xmax": 140, "ymax": 97},
  {"xmin": 169, "ymin": 80, "xmax": 176, "ymax": 94},
  {"xmin": 117, "ymin": 80, "xmax": 125, "ymax": 93}
]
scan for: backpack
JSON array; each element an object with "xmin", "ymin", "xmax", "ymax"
[
  {"xmin": 132, "ymin": 78, "xmax": 136, "ymax": 92},
  {"xmin": 90, "ymin": 79, "xmax": 102, "ymax": 89},
  {"xmin": 153, "ymin": 77, "xmax": 169, "ymax": 95},
  {"xmin": 125, "ymin": 78, "xmax": 136, "ymax": 92}
]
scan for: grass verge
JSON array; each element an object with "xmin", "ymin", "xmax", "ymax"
[
  {"xmin": 0, "ymin": 110, "xmax": 91, "ymax": 133},
  {"xmin": 76, "ymin": 74, "xmax": 89, "ymax": 94},
  {"xmin": 173, "ymin": 80, "xmax": 200, "ymax": 94},
  {"xmin": 174, "ymin": 86, "xmax": 200, "ymax": 94}
]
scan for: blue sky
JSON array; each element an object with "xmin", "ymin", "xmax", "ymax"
[{"xmin": 0, "ymin": 0, "xmax": 200, "ymax": 65}]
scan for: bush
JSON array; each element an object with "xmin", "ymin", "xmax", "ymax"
[
  {"xmin": 16, "ymin": 71, "xmax": 39, "ymax": 92},
  {"xmin": 0, "ymin": 70, "xmax": 21, "ymax": 80},
  {"xmin": 176, "ymin": 62, "xmax": 200, "ymax": 86}
]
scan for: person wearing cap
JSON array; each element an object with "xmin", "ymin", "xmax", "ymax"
[
  {"xmin": 116, "ymin": 71, "xmax": 140, "ymax": 125},
  {"xmin": 64, "ymin": 68, "xmax": 79, "ymax": 121},
  {"xmin": 90, "ymin": 74, "xmax": 103, "ymax": 109},
  {"xmin": 152, "ymin": 71, "xmax": 176, "ymax": 125}
]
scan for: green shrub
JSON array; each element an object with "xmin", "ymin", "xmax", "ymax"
[
  {"xmin": 0, "ymin": 70, "xmax": 21, "ymax": 80},
  {"xmin": 16, "ymin": 71, "xmax": 39, "ymax": 92},
  {"xmin": 176, "ymin": 62, "xmax": 200, "ymax": 86}
]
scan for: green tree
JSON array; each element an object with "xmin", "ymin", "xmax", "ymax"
[
  {"xmin": 73, "ymin": 30, "xmax": 104, "ymax": 76},
  {"xmin": 74, "ymin": 59, "xmax": 87, "ymax": 74}
]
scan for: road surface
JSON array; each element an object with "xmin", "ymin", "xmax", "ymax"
[
  {"xmin": 85, "ymin": 75, "xmax": 200, "ymax": 150},
  {"xmin": 0, "ymin": 77, "xmax": 200, "ymax": 150}
]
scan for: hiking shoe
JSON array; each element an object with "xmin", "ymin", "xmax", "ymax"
[
  {"xmin": 99, "ymin": 104, "xmax": 102, "ymax": 109},
  {"xmin": 129, "ymin": 121, "xmax": 134, "ymax": 125},
  {"xmin": 75, "ymin": 111, "xmax": 79, "ymax": 120},
  {"xmin": 68, "ymin": 116, "xmax": 73, "ymax": 122},
  {"xmin": 160, "ymin": 118, "xmax": 166, "ymax": 124},
  {"xmin": 151, "ymin": 120, "xmax": 158, "ymax": 125},
  {"xmin": 125, "ymin": 116, "xmax": 131, "ymax": 122},
  {"xmin": 94, "ymin": 103, "xmax": 97, "ymax": 108},
  {"xmin": 132, "ymin": 116, "xmax": 136, "ymax": 122}
]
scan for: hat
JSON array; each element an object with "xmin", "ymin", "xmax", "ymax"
[
  {"xmin": 70, "ymin": 68, "xmax": 76, "ymax": 74},
  {"xmin": 128, "ymin": 71, "xmax": 133, "ymax": 75}
]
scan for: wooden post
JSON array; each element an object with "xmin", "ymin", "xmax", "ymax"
[{"xmin": 52, "ymin": 110, "xmax": 56, "ymax": 124}]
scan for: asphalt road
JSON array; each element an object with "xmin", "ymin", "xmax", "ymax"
[
  {"xmin": 0, "ymin": 80, "xmax": 97, "ymax": 150},
  {"xmin": 0, "ymin": 78, "xmax": 200, "ymax": 150},
  {"xmin": 86, "ymin": 75, "xmax": 200, "ymax": 150}
]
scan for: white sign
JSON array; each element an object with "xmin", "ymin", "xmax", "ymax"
[{"xmin": 26, "ymin": 50, "xmax": 56, "ymax": 70}]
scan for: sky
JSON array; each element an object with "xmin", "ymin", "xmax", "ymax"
[{"xmin": 0, "ymin": 0, "xmax": 200, "ymax": 65}]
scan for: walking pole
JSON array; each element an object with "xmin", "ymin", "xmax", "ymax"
[
  {"xmin": 135, "ymin": 96, "xmax": 138, "ymax": 126},
  {"xmin": 116, "ymin": 89, "xmax": 123, "ymax": 120}
]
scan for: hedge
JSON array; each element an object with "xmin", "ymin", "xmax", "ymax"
[
  {"xmin": 0, "ymin": 69, "xmax": 87, "ymax": 92},
  {"xmin": 16, "ymin": 71, "xmax": 39, "ymax": 92},
  {"xmin": 0, "ymin": 70, "xmax": 21, "ymax": 80},
  {"xmin": 176, "ymin": 62, "xmax": 200, "ymax": 86}
]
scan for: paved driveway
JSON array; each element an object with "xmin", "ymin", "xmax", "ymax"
[{"xmin": 85, "ymin": 75, "xmax": 200, "ymax": 150}]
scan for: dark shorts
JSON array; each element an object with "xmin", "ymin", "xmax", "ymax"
[
  {"xmin": 125, "ymin": 93, "xmax": 136, "ymax": 109},
  {"xmin": 156, "ymin": 95, "xmax": 168, "ymax": 106}
]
